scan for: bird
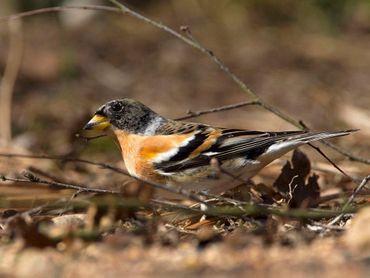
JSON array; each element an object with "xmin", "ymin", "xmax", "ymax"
[{"xmin": 83, "ymin": 98, "xmax": 355, "ymax": 194}]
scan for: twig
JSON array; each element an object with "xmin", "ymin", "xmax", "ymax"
[
  {"xmin": 317, "ymin": 190, "xmax": 370, "ymax": 205},
  {"xmin": 151, "ymin": 199, "xmax": 202, "ymax": 213},
  {"xmin": 0, "ymin": 195, "xmax": 148, "ymax": 212},
  {"xmin": 0, "ymin": 152, "xmax": 129, "ymax": 173},
  {"xmin": 0, "ymin": 173, "xmax": 361, "ymax": 221},
  {"xmin": 151, "ymin": 198, "xmax": 356, "ymax": 220},
  {"xmin": 287, "ymin": 175, "xmax": 299, "ymax": 206},
  {"xmin": 0, "ymin": 17, "xmax": 23, "ymax": 145},
  {"xmin": 0, "ymin": 153, "xmax": 206, "ymax": 204},
  {"xmin": 1, "ymin": 173, "xmax": 122, "ymax": 195},
  {"xmin": 205, "ymin": 203, "xmax": 357, "ymax": 220},
  {"xmin": 341, "ymin": 175, "xmax": 370, "ymax": 209},
  {"xmin": 27, "ymin": 166, "xmax": 82, "ymax": 186},
  {"xmin": 307, "ymin": 143, "xmax": 354, "ymax": 181},
  {"xmin": 199, "ymin": 191, "xmax": 248, "ymax": 206},
  {"xmin": 75, "ymin": 133, "xmax": 106, "ymax": 141},
  {"xmin": 328, "ymin": 175, "xmax": 370, "ymax": 226},
  {"xmin": 310, "ymin": 164, "xmax": 363, "ymax": 183},
  {"xmin": 0, "ymin": 5, "xmax": 119, "ymax": 21},
  {"xmin": 175, "ymin": 100, "xmax": 260, "ymax": 120},
  {"xmin": 4, "ymin": 153, "xmax": 362, "ymax": 221},
  {"xmin": 323, "ymin": 141, "xmax": 370, "ymax": 164}
]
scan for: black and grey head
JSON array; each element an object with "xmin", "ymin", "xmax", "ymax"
[{"xmin": 84, "ymin": 99, "xmax": 166, "ymax": 135}]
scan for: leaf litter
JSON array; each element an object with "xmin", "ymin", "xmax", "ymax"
[{"xmin": 1, "ymin": 148, "xmax": 369, "ymax": 276}]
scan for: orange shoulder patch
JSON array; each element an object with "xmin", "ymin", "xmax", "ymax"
[
  {"xmin": 140, "ymin": 133, "xmax": 194, "ymax": 160},
  {"xmin": 189, "ymin": 129, "xmax": 221, "ymax": 158}
]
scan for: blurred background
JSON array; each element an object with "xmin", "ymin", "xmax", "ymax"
[{"xmin": 0, "ymin": 0, "xmax": 369, "ymax": 165}]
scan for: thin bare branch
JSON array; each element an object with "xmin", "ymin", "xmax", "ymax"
[
  {"xmin": 151, "ymin": 198, "xmax": 202, "ymax": 213},
  {"xmin": 1, "ymin": 173, "xmax": 122, "ymax": 194},
  {"xmin": 323, "ymin": 141, "xmax": 370, "ymax": 164},
  {"xmin": 0, "ymin": 5, "xmax": 119, "ymax": 21},
  {"xmin": 150, "ymin": 198, "xmax": 358, "ymax": 220},
  {"xmin": 199, "ymin": 191, "xmax": 248, "ymax": 206},
  {"xmin": 307, "ymin": 143, "xmax": 354, "ymax": 181},
  {"xmin": 328, "ymin": 175, "xmax": 370, "ymax": 226},
  {"xmin": 0, "ymin": 153, "xmax": 206, "ymax": 204},
  {"xmin": 175, "ymin": 100, "xmax": 260, "ymax": 120},
  {"xmin": 206, "ymin": 203, "xmax": 357, "ymax": 220},
  {"xmin": 27, "ymin": 166, "xmax": 82, "ymax": 186}
]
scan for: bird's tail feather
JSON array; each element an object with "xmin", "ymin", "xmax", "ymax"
[
  {"xmin": 292, "ymin": 129, "xmax": 358, "ymax": 144},
  {"xmin": 259, "ymin": 129, "xmax": 357, "ymax": 164}
]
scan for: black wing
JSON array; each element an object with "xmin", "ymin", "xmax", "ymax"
[{"xmin": 154, "ymin": 127, "xmax": 306, "ymax": 173}]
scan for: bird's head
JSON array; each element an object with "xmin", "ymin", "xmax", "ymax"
[{"xmin": 83, "ymin": 99, "xmax": 164, "ymax": 135}]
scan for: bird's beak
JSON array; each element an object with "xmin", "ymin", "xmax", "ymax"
[{"xmin": 83, "ymin": 114, "xmax": 111, "ymax": 131}]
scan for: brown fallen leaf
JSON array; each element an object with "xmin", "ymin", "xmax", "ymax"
[
  {"xmin": 273, "ymin": 149, "xmax": 320, "ymax": 208},
  {"xmin": 6, "ymin": 215, "xmax": 57, "ymax": 248}
]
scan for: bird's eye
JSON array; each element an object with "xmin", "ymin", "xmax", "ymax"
[{"xmin": 111, "ymin": 102, "xmax": 122, "ymax": 112}]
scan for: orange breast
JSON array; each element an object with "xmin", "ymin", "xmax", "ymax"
[{"xmin": 113, "ymin": 130, "xmax": 193, "ymax": 181}]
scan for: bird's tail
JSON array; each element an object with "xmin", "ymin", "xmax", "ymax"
[
  {"xmin": 292, "ymin": 129, "xmax": 358, "ymax": 144},
  {"xmin": 259, "ymin": 129, "xmax": 357, "ymax": 165}
]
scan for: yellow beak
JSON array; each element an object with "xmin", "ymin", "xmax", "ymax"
[{"xmin": 83, "ymin": 114, "xmax": 111, "ymax": 131}]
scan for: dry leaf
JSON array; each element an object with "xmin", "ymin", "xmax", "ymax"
[
  {"xmin": 6, "ymin": 215, "xmax": 56, "ymax": 248},
  {"xmin": 273, "ymin": 149, "xmax": 320, "ymax": 208}
]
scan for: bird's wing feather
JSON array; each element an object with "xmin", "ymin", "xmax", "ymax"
[{"xmin": 153, "ymin": 121, "xmax": 307, "ymax": 173}]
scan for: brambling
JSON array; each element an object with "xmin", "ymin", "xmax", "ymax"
[{"xmin": 83, "ymin": 99, "xmax": 354, "ymax": 194}]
